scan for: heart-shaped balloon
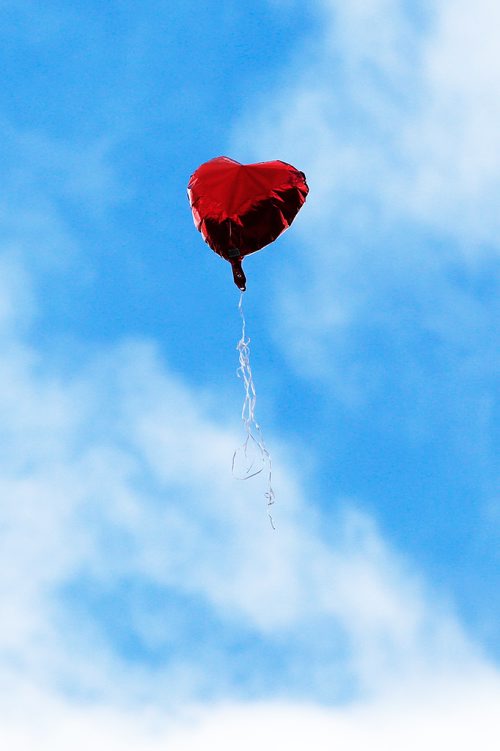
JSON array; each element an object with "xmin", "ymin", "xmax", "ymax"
[{"xmin": 187, "ymin": 156, "xmax": 309, "ymax": 290}]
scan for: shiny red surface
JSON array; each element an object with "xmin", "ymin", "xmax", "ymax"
[{"xmin": 187, "ymin": 156, "xmax": 308, "ymax": 289}]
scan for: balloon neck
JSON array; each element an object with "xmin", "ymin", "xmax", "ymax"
[{"xmin": 229, "ymin": 256, "xmax": 246, "ymax": 291}]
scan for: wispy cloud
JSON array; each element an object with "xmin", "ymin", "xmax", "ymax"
[{"xmin": 237, "ymin": 0, "xmax": 500, "ymax": 246}]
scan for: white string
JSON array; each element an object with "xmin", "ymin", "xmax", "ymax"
[{"xmin": 232, "ymin": 292, "xmax": 276, "ymax": 529}]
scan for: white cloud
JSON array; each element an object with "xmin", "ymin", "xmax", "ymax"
[
  {"xmin": 396, "ymin": 0, "xmax": 500, "ymax": 245},
  {"xmin": 1, "ymin": 676, "xmax": 500, "ymax": 750},
  {"xmin": 164, "ymin": 684, "xmax": 500, "ymax": 751}
]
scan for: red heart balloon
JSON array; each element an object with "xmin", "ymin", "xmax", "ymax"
[{"xmin": 187, "ymin": 156, "xmax": 309, "ymax": 290}]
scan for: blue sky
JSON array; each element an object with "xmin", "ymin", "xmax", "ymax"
[{"xmin": 0, "ymin": 1, "xmax": 499, "ymax": 748}]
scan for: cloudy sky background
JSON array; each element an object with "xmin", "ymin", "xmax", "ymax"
[{"xmin": 0, "ymin": 0, "xmax": 499, "ymax": 748}]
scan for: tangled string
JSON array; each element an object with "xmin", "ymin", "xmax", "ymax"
[{"xmin": 232, "ymin": 293, "xmax": 275, "ymax": 528}]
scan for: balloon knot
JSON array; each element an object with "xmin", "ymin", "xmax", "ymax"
[{"xmin": 229, "ymin": 256, "xmax": 246, "ymax": 291}]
